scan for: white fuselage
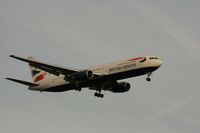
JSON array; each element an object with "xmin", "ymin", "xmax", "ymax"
[{"xmin": 30, "ymin": 56, "xmax": 162, "ymax": 91}]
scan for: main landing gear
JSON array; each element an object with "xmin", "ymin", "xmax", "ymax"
[
  {"xmin": 94, "ymin": 88, "xmax": 104, "ymax": 98},
  {"xmin": 89, "ymin": 87, "xmax": 104, "ymax": 98},
  {"xmin": 146, "ymin": 72, "xmax": 152, "ymax": 82},
  {"xmin": 74, "ymin": 83, "xmax": 82, "ymax": 91},
  {"xmin": 94, "ymin": 92, "xmax": 104, "ymax": 98},
  {"xmin": 75, "ymin": 87, "xmax": 82, "ymax": 91}
]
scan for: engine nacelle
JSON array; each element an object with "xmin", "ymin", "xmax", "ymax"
[
  {"xmin": 71, "ymin": 70, "xmax": 94, "ymax": 80},
  {"xmin": 111, "ymin": 82, "xmax": 131, "ymax": 93}
]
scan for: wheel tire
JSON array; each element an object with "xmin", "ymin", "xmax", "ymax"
[{"xmin": 146, "ymin": 78, "xmax": 151, "ymax": 82}]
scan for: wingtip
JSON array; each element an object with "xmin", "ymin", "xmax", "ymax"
[
  {"xmin": 9, "ymin": 55, "xmax": 15, "ymax": 58},
  {"xmin": 6, "ymin": 77, "xmax": 11, "ymax": 79}
]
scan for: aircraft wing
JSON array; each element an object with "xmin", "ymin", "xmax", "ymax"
[{"xmin": 10, "ymin": 55, "xmax": 80, "ymax": 76}]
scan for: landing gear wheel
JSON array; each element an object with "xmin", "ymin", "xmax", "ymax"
[
  {"xmin": 100, "ymin": 94, "xmax": 104, "ymax": 98},
  {"xmin": 146, "ymin": 77, "xmax": 151, "ymax": 82},
  {"xmin": 94, "ymin": 92, "xmax": 104, "ymax": 98},
  {"xmin": 146, "ymin": 72, "xmax": 152, "ymax": 82},
  {"xmin": 75, "ymin": 87, "xmax": 82, "ymax": 91}
]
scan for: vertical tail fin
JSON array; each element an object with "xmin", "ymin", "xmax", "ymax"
[{"xmin": 27, "ymin": 56, "xmax": 47, "ymax": 83}]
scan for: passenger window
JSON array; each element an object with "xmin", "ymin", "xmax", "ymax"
[{"xmin": 149, "ymin": 57, "xmax": 158, "ymax": 60}]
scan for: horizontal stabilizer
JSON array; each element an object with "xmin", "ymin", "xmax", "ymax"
[{"xmin": 6, "ymin": 78, "xmax": 39, "ymax": 87}]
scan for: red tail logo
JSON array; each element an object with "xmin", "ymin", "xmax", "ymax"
[{"xmin": 33, "ymin": 72, "xmax": 47, "ymax": 83}]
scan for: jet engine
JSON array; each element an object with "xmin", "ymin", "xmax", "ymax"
[
  {"xmin": 111, "ymin": 82, "xmax": 131, "ymax": 93},
  {"xmin": 71, "ymin": 70, "xmax": 94, "ymax": 80}
]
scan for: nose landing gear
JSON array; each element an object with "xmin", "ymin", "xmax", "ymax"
[{"xmin": 146, "ymin": 72, "xmax": 152, "ymax": 82}]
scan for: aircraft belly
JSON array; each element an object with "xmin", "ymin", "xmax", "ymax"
[
  {"xmin": 105, "ymin": 66, "xmax": 159, "ymax": 80},
  {"xmin": 79, "ymin": 66, "xmax": 159, "ymax": 88}
]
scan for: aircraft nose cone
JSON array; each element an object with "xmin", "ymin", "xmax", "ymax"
[{"xmin": 157, "ymin": 60, "xmax": 162, "ymax": 67}]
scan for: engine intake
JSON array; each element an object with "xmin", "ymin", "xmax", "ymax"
[
  {"xmin": 71, "ymin": 70, "xmax": 94, "ymax": 80},
  {"xmin": 111, "ymin": 82, "xmax": 131, "ymax": 93}
]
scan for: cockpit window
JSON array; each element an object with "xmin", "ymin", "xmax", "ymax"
[
  {"xmin": 139, "ymin": 57, "xmax": 146, "ymax": 63},
  {"xmin": 149, "ymin": 57, "xmax": 158, "ymax": 60}
]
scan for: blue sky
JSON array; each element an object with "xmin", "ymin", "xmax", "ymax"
[{"xmin": 1, "ymin": 0, "xmax": 200, "ymax": 133}]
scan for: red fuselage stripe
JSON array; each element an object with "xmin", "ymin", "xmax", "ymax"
[{"xmin": 128, "ymin": 57, "xmax": 144, "ymax": 61}]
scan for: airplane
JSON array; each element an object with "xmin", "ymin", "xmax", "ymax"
[{"xmin": 6, "ymin": 55, "xmax": 162, "ymax": 98}]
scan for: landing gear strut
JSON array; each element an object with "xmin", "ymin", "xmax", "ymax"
[{"xmin": 146, "ymin": 72, "xmax": 152, "ymax": 82}]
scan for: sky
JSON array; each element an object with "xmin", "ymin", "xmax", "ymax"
[{"xmin": 0, "ymin": 0, "xmax": 200, "ymax": 133}]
